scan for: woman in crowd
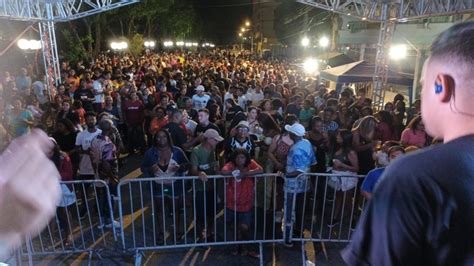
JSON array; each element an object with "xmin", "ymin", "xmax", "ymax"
[
  {"xmin": 352, "ymin": 116, "xmax": 377, "ymax": 175},
  {"xmin": 307, "ymin": 116, "xmax": 329, "ymax": 173},
  {"xmin": 49, "ymin": 138, "xmax": 75, "ymax": 247},
  {"xmin": 375, "ymin": 110, "xmax": 396, "ymax": 142},
  {"xmin": 5, "ymin": 97, "xmax": 34, "ymax": 138},
  {"xmin": 141, "ymin": 129, "xmax": 190, "ymax": 242},
  {"xmin": 329, "ymin": 129, "xmax": 359, "ymax": 227},
  {"xmin": 53, "ymin": 119, "xmax": 80, "ymax": 177},
  {"xmin": 401, "ymin": 115, "xmax": 427, "ymax": 148},
  {"xmin": 221, "ymin": 148, "xmax": 263, "ymax": 258},
  {"xmin": 247, "ymin": 106, "xmax": 261, "ymax": 140}
]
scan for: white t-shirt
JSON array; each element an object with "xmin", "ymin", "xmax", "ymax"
[
  {"xmin": 75, "ymin": 129, "xmax": 102, "ymax": 175},
  {"xmin": 192, "ymin": 94, "xmax": 210, "ymax": 110},
  {"xmin": 92, "ymin": 80, "xmax": 104, "ymax": 103},
  {"xmin": 185, "ymin": 119, "xmax": 198, "ymax": 136},
  {"xmin": 237, "ymin": 95, "xmax": 248, "ymax": 110},
  {"xmin": 246, "ymin": 91, "xmax": 264, "ymax": 106}
]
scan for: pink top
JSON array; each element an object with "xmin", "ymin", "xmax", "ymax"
[{"xmin": 401, "ymin": 128, "xmax": 426, "ymax": 148}]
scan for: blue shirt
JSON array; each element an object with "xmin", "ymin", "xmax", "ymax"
[
  {"xmin": 141, "ymin": 146, "xmax": 190, "ymax": 177},
  {"xmin": 286, "ymin": 139, "xmax": 317, "ymax": 174},
  {"xmin": 361, "ymin": 167, "xmax": 385, "ymax": 194}
]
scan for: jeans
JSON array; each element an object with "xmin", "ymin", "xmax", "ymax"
[{"xmin": 127, "ymin": 124, "xmax": 145, "ymax": 152}]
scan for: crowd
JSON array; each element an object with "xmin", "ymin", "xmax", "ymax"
[{"xmin": 0, "ymin": 48, "xmax": 431, "ymax": 251}]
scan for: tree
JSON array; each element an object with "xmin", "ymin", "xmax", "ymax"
[{"xmin": 129, "ymin": 34, "xmax": 144, "ymax": 58}]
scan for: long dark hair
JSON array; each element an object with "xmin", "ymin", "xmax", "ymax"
[
  {"xmin": 376, "ymin": 110, "xmax": 394, "ymax": 127},
  {"xmin": 230, "ymin": 148, "xmax": 251, "ymax": 167},
  {"xmin": 154, "ymin": 129, "xmax": 174, "ymax": 148},
  {"xmin": 57, "ymin": 118, "xmax": 77, "ymax": 133},
  {"xmin": 338, "ymin": 129, "xmax": 354, "ymax": 154},
  {"xmin": 258, "ymin": 112, "xmax": 281, "ymax": 134},
  {"xmin": 50, "ymin": 138, "xmax": 62, "ymax": 169},
  {"xmin": 406, "ymin": 115, "xmax": 423, "ymax": 133}
]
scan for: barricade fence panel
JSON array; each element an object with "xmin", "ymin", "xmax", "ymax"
[
  {"xmin": 21, "ymin": 180, "xmax": 117, "ymax": 263},
  {"xmin": 18, "ymin": 173, "xmax": 367, "ymax": 265},
  {"xmin": 117, "ymin": 174, "xmax": 285, "ymax": 253},
  {"xmin": 287, "ymin": 173, "xmax": 366, "ymax": 244}
]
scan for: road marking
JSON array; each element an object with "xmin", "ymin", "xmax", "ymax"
[{"xmin": 70, "ymin": 207, "xmax": 148, "ymax": 266}]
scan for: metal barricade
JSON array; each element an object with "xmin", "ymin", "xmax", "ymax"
[
  {"xmin": 283, "ymin": 173, "xmax": 366, "ymax": 263},
  {"xmin": 117, "ymin": 174, "xmax": 284, "ymax": 266},
  {"xmin": 21, "ymin": 180, "xmax": 117, "ymax": 265}
]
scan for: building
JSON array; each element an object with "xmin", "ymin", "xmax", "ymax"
[{"xmin": 252, "ymin": 0, "xmax": 279, "ymax": 54}]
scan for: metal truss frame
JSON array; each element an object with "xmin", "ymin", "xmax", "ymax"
[
  {"xmin": 0, "ymin": 0, "xmax": 139, "ymax": 22},
  {"xmin": 298, "ymin": 0, "xmax": 474, "ymax": 107},
  {"xmin": 0, "ymin": 0, "xmax": 138, "ymax": 98},
  {"xmin": 296, "ymin": 0, "xmax": 474, "ymax": 22}
]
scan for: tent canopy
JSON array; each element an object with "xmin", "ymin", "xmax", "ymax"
[
  {"xmin": 320, "ymin": 52, "xmax": 355, "ymax": 68},
  {"xmin": 320, "ymin": 60, "xmax": 413, "ymax": 86}
]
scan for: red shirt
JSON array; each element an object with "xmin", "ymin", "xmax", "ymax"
[
  {"xmin": 123, "ymin": 100, "xmax": 144, "ymax": 125},
  {"xmin": 59, "ymin": 153, "xmax": 73, "ymax": 181},
  {"xmin": 222, "ymin": 160, "xmax": 262, "ymax": 212}
]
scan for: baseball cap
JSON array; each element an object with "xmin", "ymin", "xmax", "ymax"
[
  {"xmin": 236, "ymin": 120, "xmax": 250, "ymax": 129},
  {"xmin": 195, "ymin": 85, "xmax": 205, "ymax": 91},
  {"xmin": 203, "ymin": 129, "xmax": 224, "ymax": 142},
  {"xmin": 284, "ymin": 123, "xmax": 306, "ymax": 137}
]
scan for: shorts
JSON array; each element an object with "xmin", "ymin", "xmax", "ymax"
[
  {"xmin": 225, "ymin": 208, "xmax": 253, "ymax": 227},
  {"xmin": 152, "ymin": 180, "xmax": 186, "ymax": 199}
]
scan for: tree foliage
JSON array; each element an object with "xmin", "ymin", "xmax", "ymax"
[
  {"xmin": 60, "ymin": 29, "xmax": 91, "ymax": 64},
  {"xmin": 59, "ymin": 0, "xmax": 201, "ymax": 59}
]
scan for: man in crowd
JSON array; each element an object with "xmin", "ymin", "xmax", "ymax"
[
  {"xmin": 192, "ymin": 85, "xmax": 210, "ymax": 110},
  {"xmin": 280, "ymin": 123, "xmax": 316, "ymax": 247},
  {"xmin": 189, "ymin": 129, "xmax": 224, "ymax": 240},
  {"xmin": 75, "ymin": 112, "xmax": 102, "ymax": 218},
  {"xmin": 122, "ymin": 92, "xmax": 145, "ymax": 153},
  {"xmin": 343, "ymin": 21, "xmax": 474, "ymax": 265}
]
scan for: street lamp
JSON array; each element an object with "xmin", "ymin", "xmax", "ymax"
[
  {"xmin": 110, "ymin": 41, "xmax": 128, "ymax": 51},
  {"xmin": 301, "ymin": 36, "xmax": 310, "ymax": 47},
  {"xmin": 241, "ymin": 27, "xmax": 246, "ymax": 32},
  {"xmin": 303, "ymin": 57, "xmax": 319, "ymax": 75},
  {"xmin": 144, "ymin": 41, "xmax": 155, "ymax": 48},
  {"xmin": 319, "ymin": 36, "xmax": 329, "ymax": 48},
  {"xmin": 176, "ymin": 41, "xmax": 184, "ymax": 47},
  {"xmin": 163, "ymin": 41, "xmax": 174, "ymax": 47},
  {"xmin": 389, "ymin": 44, "xmax": 408, "ymax": 60},
  {"xmin": 245, "ymin": 21, "xmax": 250, "ymax": 27},
  {"xmin": 17, "ymin": 39, "xmax": 42, "ymax": 50}
]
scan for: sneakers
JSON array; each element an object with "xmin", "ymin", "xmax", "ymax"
[
  {"xmin": 97, "ymin": 220, "xmax": 121, "ymax": 230},
  {"xmin": 327, "ymin": 219, "xmax": 340, "ymax": 228},
  {"xmin": 275, "ymin": 211, "xmax": 283, "ymax": 223}
]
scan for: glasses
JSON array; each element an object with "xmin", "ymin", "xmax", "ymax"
[{"xmin": 238, "ymin": 127, "xmax": 249, "ymax": 132}]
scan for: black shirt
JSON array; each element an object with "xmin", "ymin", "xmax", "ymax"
[
  {"xmin": 163, "ymin": 122, "xmax": 187, "ymax": 149},
  {"xmin": 194, "ymin": 122, "xmax": 220, "ymax": 137},
  {"xmin": 342, "ymin": 135, "xmax": 474, "ymax": 266},
  {"xmin": 73, "ymin": 88, "xmax": 95, "ymax": 111}
]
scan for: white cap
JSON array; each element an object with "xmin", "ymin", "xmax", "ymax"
[
  {"xmin": 285, "ymin": 123, "xmax": 306, "ymax": 137},
  {"xmin": 195, "ymin": 85, "xmax": 205, "ymax": 91}
]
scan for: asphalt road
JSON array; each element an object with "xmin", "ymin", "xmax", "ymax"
[{"xmin": 13, "ymin": 153, "xmax": 348, "ymax": 266}]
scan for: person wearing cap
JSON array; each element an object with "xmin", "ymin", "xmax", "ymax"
[
  {"xmin": 192, "ymin": 85, "xmax": 210, "ymax": 110},
  {"xmin": 225, "ymin": 120, "xmax": 256, "ymax": 160},
  {"xmin": 189, "ymin": 128, "xmax": 224, "ymax": 240},
  {"xmin": 280, "ymin": 122, "xmax": 316, "ymax": 247}
]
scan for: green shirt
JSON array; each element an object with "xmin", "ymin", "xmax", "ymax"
[
  {"xmin": 190, "ymin": 144, "xmax": 219, "ymax": 191},
  {"xmin": 299, "ymin": 107, "xmax": 315, "ymax": 123}
]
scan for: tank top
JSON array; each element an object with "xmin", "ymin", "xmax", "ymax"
[{"xmin": 275, "ymin": 135, "xmax": 291, "ymax": 162}]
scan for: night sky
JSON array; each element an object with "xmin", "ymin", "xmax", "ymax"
[{"xmin": 193, "ymin": 0, "xmax": 252, "ymax": 44}]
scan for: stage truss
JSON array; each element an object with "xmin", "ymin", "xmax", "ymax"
[
  {"xmin": 0, "ymin": 0, "xmax": 139, "ymax": 97},
  {"xmin": 297, "ymin": 0, "xmax": 474, "ymax": 108}
]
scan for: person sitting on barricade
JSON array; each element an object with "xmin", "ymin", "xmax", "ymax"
[
  {"xmin": 140, "ymin": 128, "xmax": 190, "ymax": 242},
  {"xmin": 221, "ymin": 148, "xmax": 263, "ymax": 258},
  {"xmin": 189, "ymin": 129, "xmax": 224, "ymax": 242}
]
